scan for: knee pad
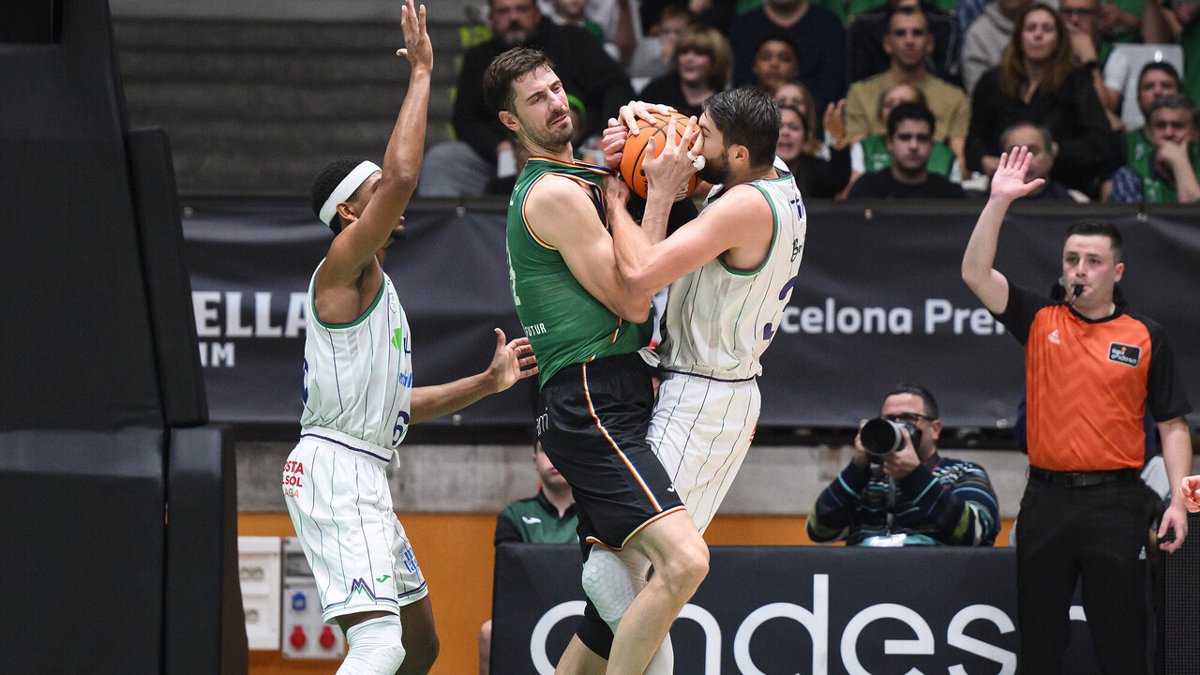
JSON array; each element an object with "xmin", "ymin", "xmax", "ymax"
[
  {"xmin": 644, "ymin": 634, "xmax": 674, "ymax": 675},
  {"xmin": 337, "ymin": 615, "xmax": 406, "ymax": 675},
  {"xmin": 581, "ymin": 547, "xmax": 639, "ymax": 629}
]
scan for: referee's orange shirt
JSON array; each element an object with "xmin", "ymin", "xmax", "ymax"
[{"xmin": 997, "ymin": 285, "xmax": 1191, "ymax": 472}]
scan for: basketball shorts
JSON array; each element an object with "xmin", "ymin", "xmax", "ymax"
[
  {"xmin": 538, "ymin": 352, "xmax": 685, "ymax": 552},
  {"xmin": 283, "ymin": 427, "xmax": 428, "ymax": 624},
  {"xmin": 648, "ymin": 371, "xmax": 760, "ymax": 534}
]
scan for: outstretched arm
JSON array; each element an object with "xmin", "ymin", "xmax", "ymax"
[
  {"xmin": 323, "ymin": 0, "xmax": 433, "ymax": 286},
  {"xmin": 961, "ymin": 146, "xmax": 1043, "ymax": 314},
  {"xmin": 410, "ymin": 329, "xmax": 537, "ymax": 424}
]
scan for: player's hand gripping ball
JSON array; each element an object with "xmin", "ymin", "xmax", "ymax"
[{"xmin": 618, "ymin": 112, "xmax": 700, "ymax": 199}]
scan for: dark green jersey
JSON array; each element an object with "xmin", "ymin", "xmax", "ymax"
[
  {"xmin": 860, "ymin": 134, "xmax": 955, "ymax": 176},
  {"xmin": 505, "ymin": 157, "xmax": 651, "ymax": 387},
  {"xmin": 494, "ymin": 490, "xmax": 579, "ymax": 545}
]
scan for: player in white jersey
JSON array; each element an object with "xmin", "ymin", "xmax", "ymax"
[
  {"xmin": 283, "ymin": 5, "xmax": 536, "ymax": 674},
  {"xmin": 553, "ymin": 87, "xmax": 806, "ymax": 673}
]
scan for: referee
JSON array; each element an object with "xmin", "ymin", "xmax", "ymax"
[{"xmin": 962, "ymin": 147, "xmax": 1193, "ymax": 674}]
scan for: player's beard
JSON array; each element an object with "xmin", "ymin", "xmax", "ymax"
[
  {"xmin": 697, "ymin": 149, "xmax": 730, "ymax": 185},
  {"xmin": 524, "ymin": 113, "xmax": 573, "ymax": 153}
]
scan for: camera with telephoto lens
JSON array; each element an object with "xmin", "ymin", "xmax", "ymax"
[{"xmin": 860, "ymin": 416, "xmax": 921, "ymax": 464}]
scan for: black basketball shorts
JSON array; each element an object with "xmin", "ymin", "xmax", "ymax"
[{"xmin": 537, "ymin": 352, "xmax": 685, "ymax": 551}]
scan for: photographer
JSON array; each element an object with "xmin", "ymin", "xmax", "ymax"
[{"xmin": 807, "ymin": 384, "xmax": 1001, "ymax": 547}]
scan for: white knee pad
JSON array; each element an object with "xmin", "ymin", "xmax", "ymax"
[
  {"xmin": 581, "ymin": 546, "xmax": 641, "ymax": 629},
  {"xmin": 644, "ymin": 634, "xmax": 675, "ymax": 675},
  {"xmin": 337, "ymin": 614, "xmax": 406, "ymax": 675}
]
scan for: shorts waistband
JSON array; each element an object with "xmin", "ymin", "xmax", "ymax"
[
  {"xmin": 300, "ymin": 426, "xmax": 393, "ymax": 466},
  {"xmin": 1028, "ymin": 466, "xmax": 1140, "ymax": 488},
  {"xmin": 660, "ymin": 367, "xmax": 756, "ymax": 383},
  {"xmin": 545, "ymin": 351, "xmax": 647, "ymax": 386}
]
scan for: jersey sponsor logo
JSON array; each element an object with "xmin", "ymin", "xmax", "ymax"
[
  {"xmin": 1108, "ymin": 342, "xmax": 1141, "ymax": 367},
  {"xmin": 523, "ymin": 322, "xmax": 548, "ymax": 336},
  {"xmin": 1048, "ymin": 329, "xmax": 1060, "ymax": 345},
  {"xmin": 521, "ymin": 516, "xmax": 543, "ymax": 525},
  {"xmin": 282, "ymin": 461, "xmax": 305, "ymax": 494}
]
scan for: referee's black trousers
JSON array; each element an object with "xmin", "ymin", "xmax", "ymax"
[{"xmin": 1015, "ymin": 476, "xmax": 1161, "ymax": 674}]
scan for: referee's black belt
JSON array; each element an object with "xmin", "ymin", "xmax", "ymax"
[{"xmin": 1028, "ymin": 466, "xmax": 1141, "ymax": 488}]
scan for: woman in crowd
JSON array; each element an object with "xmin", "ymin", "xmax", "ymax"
[
  {"xmin": 773, "ymin": 80, "xmax": 852, "ymax": 197},
  {"xmin": 966, "ymin": 2, "xmax": 1122, "ymax": 197},
  {"xmin": 638, "ymin": 24, "xmax": 732, "ymax": 118},
  {"xmin": 776, "ymin": 100, "xmax": 851, "ymax": 198}
]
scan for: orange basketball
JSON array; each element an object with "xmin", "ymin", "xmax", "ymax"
[{"xmin": 618, "ymin": 111, "xmax": 699, "ymax": 199}]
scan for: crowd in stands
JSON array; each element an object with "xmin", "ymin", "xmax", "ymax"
[{"xmin": 418, "ymin": 0, "xmax": 1199, "ymax": 204}]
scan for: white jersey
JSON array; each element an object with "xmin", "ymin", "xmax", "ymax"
[
  {"xmin": 657, "ymin": 158, "xmax": 807, "ymax": 380},
  {"xmin": 300, "ymin": 262, "xmax": 413, "ymax": 453}
]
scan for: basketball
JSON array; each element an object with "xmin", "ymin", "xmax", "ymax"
[{"xmin": 618, "ymin": 111, "xmax": 699, "ymax": 199}]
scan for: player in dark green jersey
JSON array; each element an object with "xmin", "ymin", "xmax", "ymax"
[{"xmin": 484, "ymin": 47, "xmax": 709, "ymax": 675}]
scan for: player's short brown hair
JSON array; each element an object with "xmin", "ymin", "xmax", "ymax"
[{"xmin": 483, "ymin": 47, "xmax": 557, "ymax": 116}]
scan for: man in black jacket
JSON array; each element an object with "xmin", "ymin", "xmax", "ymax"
[{"xmin": 418, "ymin": 0, "xmax": 633, "ymax": 196}]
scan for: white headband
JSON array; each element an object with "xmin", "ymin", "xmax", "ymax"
[{"xmin": 319, "ymin": 161, "xmax": 381, "ymax": 227}]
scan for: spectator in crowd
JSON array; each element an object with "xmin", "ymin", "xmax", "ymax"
[
  {"xmin": 729, "ymin": 0, "xmax": 847, "ymax": 109},
  {"xmin": 847, "ymin": 0, "xmax": 962, "ymax": 84},
  {"xmin": 848, "ymin": 103, "xmax": 967, "ymax": 198},
  {"xmin": 966, "ymin": 3, "xmax": 1123, "ymax": 197},
  {"xmin": 479, "ymin": 440, "xmax": 577, "ymax": 675},
  {"xmin": 845, "ymin": 82, "xmax": 959, "ymax": 195},
  {"xmin": 1108, "ymin": 93, "xmax": 1200, "ymax": 203},
  {"xmin": 846, "ymin": 5, "xmax": 970, "ymax": 176},
  {"xmin": 807, "ymin": 383, "xmax": 1000, "ymax": 546},
  {"xmin": 962, "ymin": 0, "xmax": 1032, "ymax": 94},
  {"xmin": 627, "ymin": 4, "xmax": 693, "ymax": 88},
  {"xmin": 641, "ymin": 0, "xmax": 738, "ymax": 34},
  {"xmin": 749, "ymin": 31, "xmax": 802, "ymax": 95},
  {"xmin": 638, "ymin": 24, "xmax": 732, "ymax": 117},
  {"xmin": 548, "ymin": 0, "xmax": 608, "ymax": 44},
  {"xmin": 774, "ymin": 80, "xmax": 824, "ymax": 148},
  {"xmin": 776, "ymin": 101, "xmax": 852, "ymax": 197},
  {"xmin": 1140, "ymin": 0, "xmax": 1197, "ymax": 104},
  {"xmin": 1000, "ymin": 122, "xmax": 1090, "ymax": 200},
  {"xmin": 1095, "ymin": 0, "xmax": 1144, "ymax": 51},
  {"xmin": 538, "ymin": 0, "xmax": 641, "ymax": 64},
  {"xmin": 418, "ymin": 0, "xmax": 633, "ymax": 197},
  {"xmin": 1062, "ymin": 0, "xmax": 1126, "ymax": 130},
  {"xmin": 962, "ymin": 147, "xmax": 1192, "ymax": 675},
  {"xmin": 1121, "ymin": 62, "xmax": 1184, "ymax": 163},
  {"xmin": 1102, "ymin": 45, "xmax": 1185, "ymax": 131}
]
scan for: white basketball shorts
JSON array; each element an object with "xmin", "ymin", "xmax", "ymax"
[
  {"xmin": 647, "ymin": 372, "xmax": 761, "ymax": 534},
  {"xmin": 283, "ymin": 427, "xmax": 428, "ymax": 624}
]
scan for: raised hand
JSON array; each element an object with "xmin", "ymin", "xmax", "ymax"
[
  {"xmin": 396, "ymin": 0, "xmax": 432, "ymax": 70},
  {"xmin": 823, "ymin": 99, "xmax": 848, "ymax": 147},
  {"xmin": 484, "ymin": 328, "xmax": 537, "ymax": 393},
  {"xmin": 989, "ymin": 146, "xmax": 1044, "ymax": 203}
]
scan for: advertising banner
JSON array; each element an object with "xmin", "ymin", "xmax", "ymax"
[
  {"xmin": 183, "ymin": 200, "xmax": 1199, "ymax": 430},
  {"xmin": 490, "ymin": 543, "xmax": 1102, "ymax": 674}
]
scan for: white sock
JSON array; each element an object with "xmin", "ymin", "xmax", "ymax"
[{"xmin": 336, "ymin": 615, "xmax": 406, "ymax": 675}]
